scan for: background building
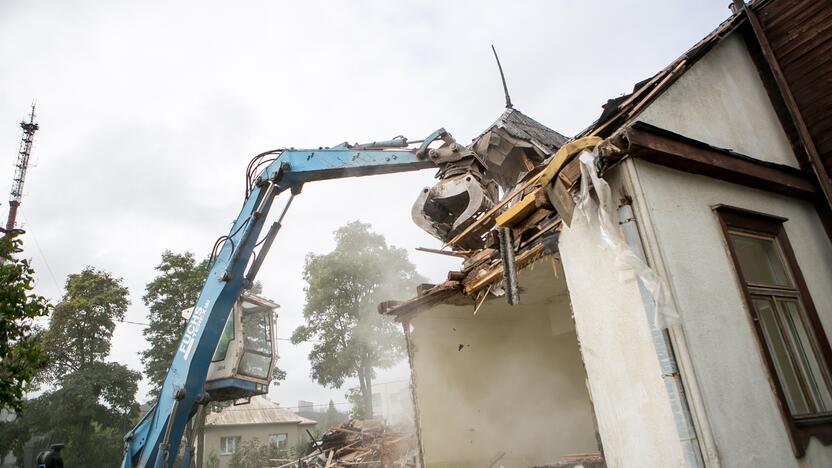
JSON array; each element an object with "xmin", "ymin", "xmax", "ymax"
[{"xmin": 202, "ymin": 396, "xmax": 316, "ymax": 468}]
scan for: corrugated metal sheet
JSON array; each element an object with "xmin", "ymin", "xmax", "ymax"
[
  {"xmin": 757, "ymin": 0, "xmax": 832, "ymax": 173},
  {"xmin": 205, "ymin": 396, "xmax": 317, "ymax": 426}
]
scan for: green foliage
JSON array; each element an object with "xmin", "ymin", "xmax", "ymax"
[
  {"xmin": 0, "ymin": 231, "xmax": 50, "ymax": 413},
  {"xmin": 292, "ymin": 430, "xmax": 317, "ymax": 458},
  {"xmin": 292, "ymin": 221, "xmax": 423, "ymax": 417},
  {"xmin": 322, "ymin": 399, "xmax": 347, "ymax": 431},
  {"xmin": 228, "ymin": 437, "xmax": 289, "ymax": 468},
  {"xmin": 43, "ymin": 267, "xmax": 129, "ymax": 379},
  {"xmin": 0, "ymin": 414, "xmax": 30, "ymax": 466},
  {"xmin": 141, "ymin": 251, "xmax": 209, "ymax": 395},
  {"xmin": 2, "ymin": 267, "xmax": 139, "ymax": 466},
  {"xmin": 345, "ymin": 387, "xmax": 368, "ymax": 419},
  {"xmin": 205, "ymin": 449, "xmax": 220, "ymax": 468}
]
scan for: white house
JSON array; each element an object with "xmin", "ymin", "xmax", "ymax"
[
  {"xmin": 202, "ymin": 396, "xmax": 316, "ymax": 468},
  {"xmin": 381, "ymin": 1, "xmax": 832, "ymax": 466}
]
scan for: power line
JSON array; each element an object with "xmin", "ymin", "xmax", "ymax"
[
  {"xmin": 120, "ymin": 319, "xmax": 152, "ymax": 327},
  {"xmin": 216, "ymin": 401, "xmax": 352, "ymax": 412},
  {"xmin": 213, "ymin": 382, "xmax": 410, "ymax": 412},
  {"xmin": 19, "ymin": 211, "xmax": 61, "ymax": 294},
  {"xmin": 116, "ymin": 318, "xmax": 309, "ymax": 343}
]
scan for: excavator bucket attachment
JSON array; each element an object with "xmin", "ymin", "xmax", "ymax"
[{"xmin": 412, "ymin": 172, "xmax": 497, "ymax": 249}]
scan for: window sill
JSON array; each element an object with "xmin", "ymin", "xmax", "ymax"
[{"xmin": 791, "ymin": 414, "xmax": 832, "ymax": 456}]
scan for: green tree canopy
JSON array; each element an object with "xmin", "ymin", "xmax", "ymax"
[
  {"xmin": 141, "ymin": 251, "xmax": 209, "ymax": 395},
  {"xmin": 3, "ymin": 266, "xmax": 140, "ymax": 467},
  {"xmin": 323, "ymin": 399, "xmax": 347, "ymax": 430},
  {"xmin": 0, "ymin": 231, "xmax": 50, "ymax": 414},
  {"xmin": 43, "ymin": 267, "xmax": 129, "ymax": 379},
  {"xmin": 291, "ymin": 221, "xmax": 423, "ymax": 417},
  {"xmin": 228, "ymin": 437, "xmax": 289, "ymax": 468}
]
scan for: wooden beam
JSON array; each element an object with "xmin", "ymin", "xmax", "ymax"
[
  {"xmin": 625, "ymin": 122, "xmax": 817, "ymax": 200},
  {"xmin": 733, "ymin": 0, "xmax": 832, "ymax": 210}
]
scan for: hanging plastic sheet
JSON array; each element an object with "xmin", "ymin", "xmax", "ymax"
[{"xmin": 574, "ymin": 149, "xmax": 679, "ymax": 328}]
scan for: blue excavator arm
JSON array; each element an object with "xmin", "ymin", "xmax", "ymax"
[{"xmin": 121, "ymin": 129, "xmax": 468, "ymax": 468}]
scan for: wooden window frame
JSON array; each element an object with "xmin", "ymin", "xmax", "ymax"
[
  {"xmin": 716, "ymin": 205, "xmax": 832, "ymax": 456},
  {"xmin": 220, "ymin": 436, "xmax": 241, "ymax": 456},
  {"xmin": 269, "ymin": 433, "xmax": 288, "ymax": 450}
]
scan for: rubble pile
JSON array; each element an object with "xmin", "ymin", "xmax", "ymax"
[
  {"xmin": 313, "ymin": 419, "xmax": 418, "ymax": 467},
  {"xmin": 272, "ymin": 419, "xmax": 418, "ymax": 468}
]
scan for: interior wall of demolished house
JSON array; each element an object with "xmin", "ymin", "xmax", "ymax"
[
  {"xmin": 625, "ymin": 158, "xmax": 832, "ymax": 468},
  {"xmin": 404, "ymin": 262, "xmax": 599, "ymax": 467},
  {"xmin": 637, "ymin": 31, "xmax": 799, "ymax": 169},
  {"xmin": 558, "ymin": 164, "xmax": 688, "ymax": 468}
]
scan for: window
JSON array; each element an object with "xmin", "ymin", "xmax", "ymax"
[
  {"xmin": 238, "ymin": 307, "xmax": 273, "ymax": 379},
  {"xmin": 220, "ymin": 436, "xmax": 241, "ymax": 455},
  {"xmin": 269, "ymin": 433, "xmax": 288, "ymax": 449},
  {"xmin": 212, "ymin": 314, "xmax": 235, "ymax": 362},
  {"xmin": 717, "ymin": 206, "xmax": 832, "ymax": 455}
]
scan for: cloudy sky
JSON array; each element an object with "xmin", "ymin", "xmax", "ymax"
[{"xmin": 1, "ymin": 0, "xmax": 730, "ymax": 413}]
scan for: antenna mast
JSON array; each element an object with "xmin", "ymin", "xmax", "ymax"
[
  {"xmin": 491, "ymin": 45, "xmax": 513, "ymax": 109},
  {"xmin": 5, "ymin": 102, "xmax": 39, "ymax": 232}
]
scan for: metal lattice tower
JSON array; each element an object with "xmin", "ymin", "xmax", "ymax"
[{"xmin": 5, "ymin": 103, "xmax": 39, "ymax": 232}]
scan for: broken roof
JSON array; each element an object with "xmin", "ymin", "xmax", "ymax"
[
  {"xmin": 205, "ymin": 396, "xmax": 317, "ymax": 427},
  {"xmin": 578, "ymin": 10, "xmax": 746, "ymax": 140},
  {"xmin": 382, "ymin": 3, "xmax": 758, "ymax": 320},
  {"xmin": 483, "ymin": 107, "xmax": 569, "ymax": 153}
]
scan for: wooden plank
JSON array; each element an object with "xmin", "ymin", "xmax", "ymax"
[
  {"xmin": 736, "ymin": 0, "xmax": 832, "ymax": 212},
  {"xmin": 463, "ymin": 243, "xmax": 546, "ymax": 295},
  {"xmin": 625, "ymin": 123, "xmax": 817, "ymax": 200},
  {"xmin": 495, "ymin": 193, "xmax": 537, "ymax": 227},
  {"xmin": 443, "ymin": 170, "xmax": 543, "ymax": 248}
]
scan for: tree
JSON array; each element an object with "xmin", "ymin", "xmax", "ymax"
[
  {"xmin": 0, "ymin": 231, "xmax": 50, "ymax": 413},
  {"xmin": 43, "ymin": 267, "xmax": 129, "ymax": 379},
  {"xmin": 205, "ymin": 450, "xmax": 220, "ymax": 468},
  {"xmin": 291, "ymin": 222, "xmax": 423, "ymax": 417},
  {"xmin": 228, "ymin": 437, "xmax": 288, "ymax": 468},
  {"xmin": 141, "ymin": 251, "xmax": 209, "ymax": 395},
  {"xmin": 11, "ymin": 267, "xmax": 140, "ymax": 466},
  {"xmin": 27, "ymin": 362, "xmax": 140, "ymax": 466},
  {"xmin": 323, "ymin": 399, "xmax": 347, "ymax": 430}
]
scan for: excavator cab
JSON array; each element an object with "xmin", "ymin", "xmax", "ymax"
[{"xmin": 184, "ymin": 294, "xmax": 279, "ymax": 402}]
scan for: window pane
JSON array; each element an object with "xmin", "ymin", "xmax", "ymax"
[
  {"xmin": 753, "ymin": 296, "xmax": 810, "ymax": 415},
  {"xmin": 239, "ymin": 351, "xmax": 271, "ymax": 379},
  {"xmin": 269, "ymin": 433, "xmax": 288, "ymax": 449},
  {"xmin": 730, "ymin": 232, "xmax": 790, "ymax": 286},
  {"xmin": 221, "ymin": 436, "xmax": 240, "ymax": 454},
  {"xmin": 242, "ymin": 309, "xmax": 271, "ymax": 355},
  {"xmin": 780, "ymin": 300, "xmax": 832, "ymax": 412},
  {"xmin": 212, "ymin": 314, "xmax": 235, "ymax": 362}
]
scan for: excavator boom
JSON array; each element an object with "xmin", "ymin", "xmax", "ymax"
[{"xmin": 121, "ymin": 130, "xmax": 490, "ymax": 467}]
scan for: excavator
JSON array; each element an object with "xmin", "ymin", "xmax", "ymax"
[{"xmin": 118, "ymin": 128, "xmax": 500, "ymax": 467}]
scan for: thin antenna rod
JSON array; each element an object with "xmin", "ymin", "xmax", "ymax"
[{"xmin": 491, "ymin": 44, "xmax": 513, "ymax": 109}]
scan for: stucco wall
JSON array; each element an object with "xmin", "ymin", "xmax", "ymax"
[
  {"xmin": 637, "ymin": 32, "xmax": 798, "ymax": 168},
  {"xmin": 203, "ymin": 422, "xmax": 309, "ymax": 468},
  {"xmin": 407, "ymin": 264, "xmax": 598, "ymax": 467},
  {"xmin": 628, "ymin": 159, "xmax": 832, "ymax": 467},
  {"xmin": 558, "ymin": 167, "xmax": 687, "ymax": 468}
]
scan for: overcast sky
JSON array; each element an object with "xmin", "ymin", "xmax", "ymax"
[{"xmin": 0, "ymin": 0, "xmax": 731, "ymax": 413}]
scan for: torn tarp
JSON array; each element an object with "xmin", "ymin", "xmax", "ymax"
[{"xmin": 574, "ymin": 149, "xmax": 679, "ymax": 328}]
